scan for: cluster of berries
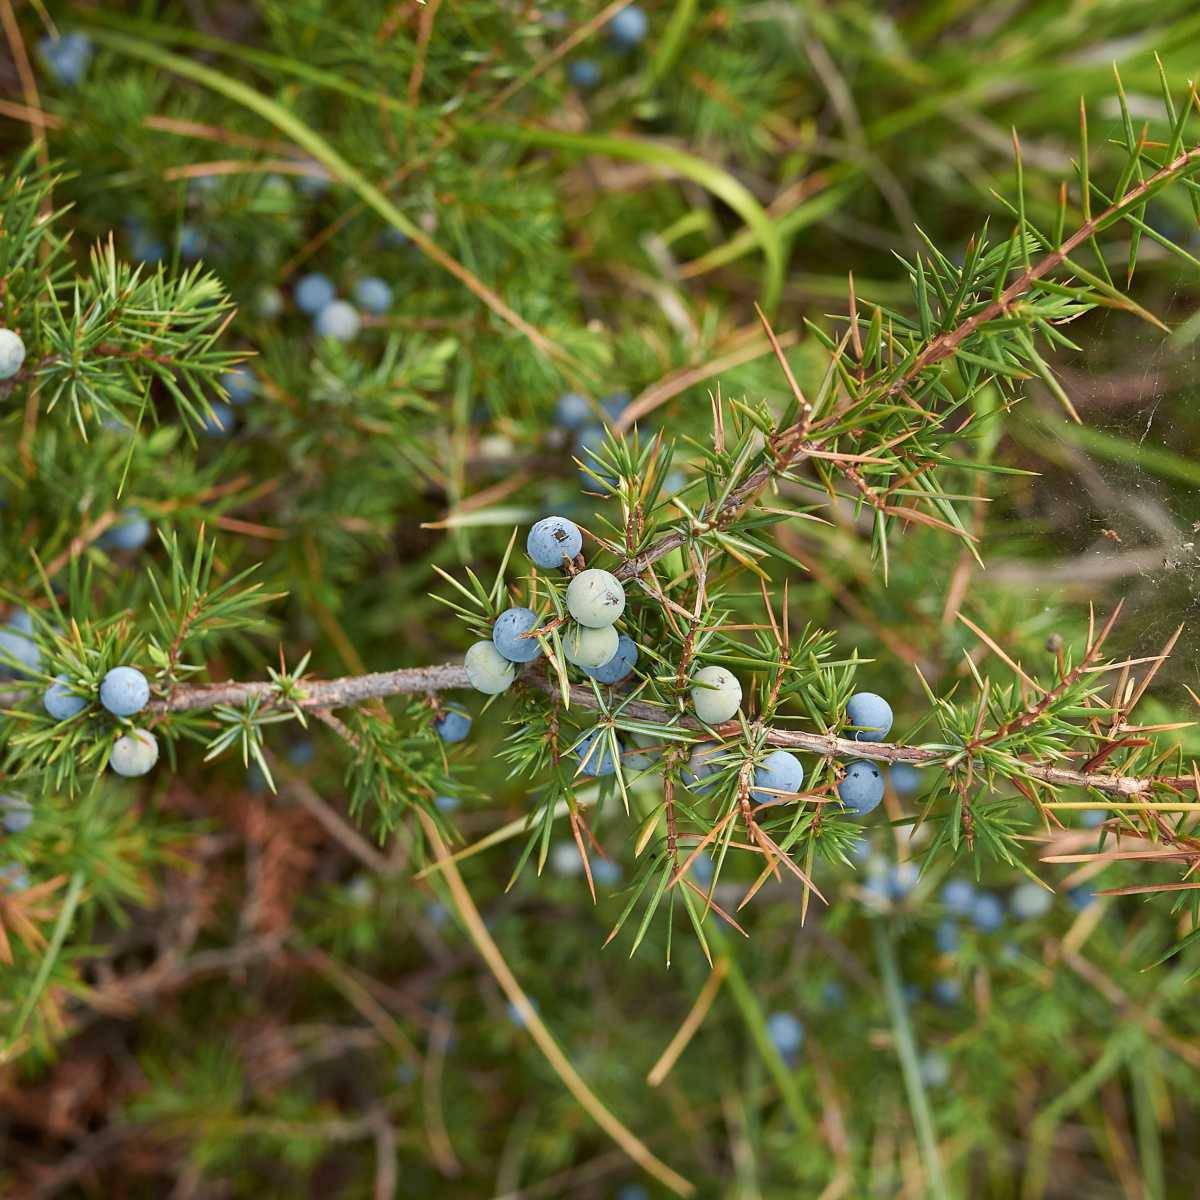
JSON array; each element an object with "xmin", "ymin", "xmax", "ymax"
[
  {"xmin": 293, "ymin": 272, "xmax": 392, "ymax": 343},
  {"xmin": 568, "ymin": 6, "xmax": 649, "ymax": 91},
  {"xmin": 2, "ymin": 609, "xmax": 157, "ymax": 776},
  {"xmin": 460, "ymin": 516, "xmax": 632, "ymax": 727},
  {"xmin": 42, "ymin": 663, "xmax": 159, "ymax": 777},
  {"xmin": 686, "ymin": 691, "xmax": 893, "ymax": 815},
  {"xmin": 448, "ymin": 516, "xmax": 902, "ymax": 815}
]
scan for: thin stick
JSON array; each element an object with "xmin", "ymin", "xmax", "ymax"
[
  {"xmin": 416, "ymin": 811, "xmax": 695, "ymax": 1197},
  {"xmin": 646, "ymin": 959, "xmax": 728, "ymax": 1087},
  {"xmin": 873, "ymin": 921, "xmax": 950, "ymax": 1200}
]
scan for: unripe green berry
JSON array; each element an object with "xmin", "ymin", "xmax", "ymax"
[
  {"xmin": 565, "ymin": 569, "xmax": 625, "ymax": 627},
  {"xmin": 689, "ymin": 665, "xmax": 742, "ymax": 724},
  {"xmin": 563, "ymin": 622, "xmax": 619, "ymax": 669},
  {"xmin": 464, "ymin": 640, "xmax": 517, "ymax": 694},
  {"xmin": 109, "ymin": 728, "xmax": 159, "ymax": 777}
]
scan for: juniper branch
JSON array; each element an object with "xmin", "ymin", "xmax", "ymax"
[
  {"xmin": 126, "ymin": 662, "xmax": 1193, "ymax": 800},
  {"xmin": 890, "ymin": 140, "xmax": 1200, "ymax": 392}
]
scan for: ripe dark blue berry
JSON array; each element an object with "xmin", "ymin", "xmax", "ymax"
[
  {"xmin": 44, "ymin": 674, "xmax": 86, "ymax": 720},
  {"xmin": 583, "ymin": 633, "xmax": 638, "ymax": 684},
  {"xmin": 837, "ymin": 761, "xmax": 884, "ymax": 815},
  {"xmin": 200, "ymin": 401, "xmax": 235, "ymax": 438},
  {"xmin": 39, "ymin": 32, "xmax": 93, "ymax": 87},
  {"xmin": 555, "ymin": 391, "xmax": 591, "ymax": 429},
  {"xmin": 295, "ymin": 273, "xmax": 335, "ymax": 314},
  {"xmin": 99, "ymin": 509, "xmax": 152, "ymax": 552},
  {"xmin": 574, "ymin": 728, "xmax": 617, "ymax": 776},
  {"xmin": 492, "ymin": 607, "xmax": 544, "ymax": 663},
  {"xmin": 527, "ymin": 516, "xmax": 582, "ymax": 568},
  {"xmin": 99, "ymin": 666, "xmax": 150, "ymax": 717},
  {"xmin": 971, "ymin": 891, "xmax": 1005, "ymax": 932},
  {"xmin": 0, "ymin": 795, "xmax": 33, "ymax": 833},
  {"xmin": 0, "ymin": 612, "xmax": 41, "ymax": 678},
  {"xmin": 750, "ymin": 750, "xmax": 805, "ymax": 804},
  {"xmin": 766, "ymin": 1011, "xmax": 804, "ymax": 1057},
  {"xmin": 608, "ymin": 6, "xmax": 648, "ymax": 51},
  {"xmin": 223, "ymin": 365, "xmax": 258, "ymax": 405},
  {"xmin": 568, "ymin": 59, "xmax": 601, "ymax": 90},
  {"xmin": 434, "ymin": 705, "xmax": 472, "ymax": 743},
  {"xmin": 845, "ymin": 692, "xmax": 893, "ymax": 741},
  {"xmin": 353, "ymin": 277, "xmax": 394, "ymax": 314},
  {"xmin": 941, "ymin": 878, "xmax": 975, "ymax": 915}
]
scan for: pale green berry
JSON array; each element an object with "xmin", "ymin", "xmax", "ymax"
[
  {"xmin": 464, "ymin": 640, "xmax": 517, "ymax": 694},
  {"xmin": 563, "ymin": 622, "xmax": 618, "ymax": 669},
  {"xmin": 0, "ymin": 328, "xmax": 26, "ymax": 380},
  {"xmin": 690, "ymin": 665, "xmax": 741, "ymax": 724},
  {"xmin": 109, "ymin": 728, "xmax": 159, "ymax": 777},
  {"xmin": 565, "ymin": 569, "xmax": 625, "ymax": 628}
]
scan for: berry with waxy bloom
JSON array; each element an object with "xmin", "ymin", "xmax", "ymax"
[
  {"xmin": 434, "ymin": 705, "xmax": 471, "ymax": 743},
  {"xmin": 935, "ymin": 919, "xmax": 960, "ymax": 954},
  {"xmin": 683, "ymin": 742, "xmax": 723, "ymax": 793},
  {"xmin": 99, "ymin": 509, "xmax": 151, "ymax": 552},
  {"xmin": 527, "ymin": 516, "xmax": 582, "ymax": 568},
  {"xmin": 750, "ymin": 750, "xmax": 805, "ymax": 805},
  {"xmin": 919, "ymin": 1052, "xmax": 950, "ymax": 1088},
  {"xmin": 608, "ymin": 6, "xmax": 648, "ymax": 50},
  {"xmin": 0, "ymin": 612, "xmax": 41, "ymax": 679},
  {"xmin": 200, "ymin": 400, "xmax": 235, "ymax": 438},
  {"xmin": 43, "ymin": 674, "xmax": 86, "ymax": 721},
  {"xmin": 941, "ymin": 878, "xmax": 975, "ymax": 915},
  {"xmin": 353, "ymin": 276, "xmax": 393, "ymax": 314},
  {"xmin": 550, "ymin": 841, "xmax": 583, "ymax": 877},
  {"xmin": 39, "ymin": 32, "xmax": 93, "ymax": 86},
  {"xmin": 314, "ymin": 300, "xmax": 361, "ymax": 342},
  {"xmin": 492, "ymin": 607, "xmax": 543, "ymax": 663},
  {"xmin": 555, "ymin": 391, "xmax": 591, "ymax": 429},
  {"xmin": 0, "ymin": 796, "xmax": 33, "ymax": 833},
  {"xmin": 845, "ymin": 691, "xmax": 893, "ymax": 742},
  {"xmin": 1009, "ymin": 880, "xmax": 1052, "ymax": 920},
  {"xmin": 592, "ymin": 857, "xmax": 623, "ymax": 886},
  {"xmin": 568, "ymin": 59, "xmax": 601, "ymax": 90},
  {"xmin": 100, "ymin": 666, "xmax": 150, "ymax": 717},
  {"xmin": 294, "ymin": 272, "xmax": 335, "ymax": 314},
  {"xmin": 971, "ymin": 891, "xmax": 1005, "ymax": 933},
  {"xmin": 223, "ymin": 365, "xmax": 258, "ymax": 405},
  {"xmin": 574, "ymin": 728, "xmax": 618, "ymax": 776},
  {"xmin": 932, "ymin": 976, "xmax": 962, "ymax": 1006},
  {"xmin": 838, "ymin": 760, "xmax": 884, "ymax": 815},
  {"xmin": 767, "ymin": 1011, "xmax": 805, "ymax": 1057}
]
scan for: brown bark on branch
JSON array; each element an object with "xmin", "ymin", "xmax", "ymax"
[{"xmin": 133, "ymin": 660, "xmax": 1192, "ymax": 801}]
